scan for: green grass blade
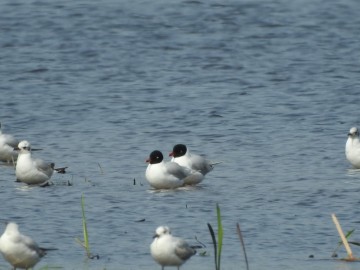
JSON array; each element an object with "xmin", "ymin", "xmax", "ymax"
[
  {"xmin": 207, "ymin": 223, "xmax": 218, "ymax": 270},
  {"xmin": 216, "ymin": 204, "xmax": 223, "ymax": 270},
  {"xmin": 81, "ymin": 194, "xmax": 90, "ymax": 257}
]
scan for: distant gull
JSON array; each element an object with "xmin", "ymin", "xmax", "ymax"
[
  {"xmin": 145, "ymin": 150, "xmax": 191, "ymax": 189},
  {"xmin": 0, "ymin": 222, "xmax": 56, "ymax": 270},
  {"xmin": 150, "ymin": 226, "xmax": 196, "ymax": 270},
  {"xmin": 169, "ymin": 144, "xmax": 220, "ymax": 185},
  {"xmin": 0, "ymin": 123, "xmax": 19, "ymax": 163},
  {"xmin": 346, "ymin": 127, "xmax": 360, "ymax": 169},
  {"xmin": 15, "ymin": 140, "xmax": 67, "ymax": 185}
]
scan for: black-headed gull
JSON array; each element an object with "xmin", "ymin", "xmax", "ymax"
[
  {"xmin": 150, "ymin": 226, "xmax": 196, "ymax": 270},
  {"xmin": 0, "ymin": 123, "xmax": 19, "ymax": 163},
  {"xmin": 346, "ymin": 127, "xmax": 360, "ymax": 168},
  {"xmin": 169, "ymin": 144, "xmax": 220, "ymax": 185},
  {"xmin": 0, "ymin": 222, "xmax": 55, "ymax": 270},
  {"xmin": 15, "ymin": 140, "xmax": 66, "ymax": 185},
  {"xmin": 145, "ymin": 150, "xmax": 192, "ymax": 189}
]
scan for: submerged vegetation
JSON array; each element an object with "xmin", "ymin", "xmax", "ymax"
[{"xmin": 331, "ymin": 213, "xmax": 360, "ymax": 261}]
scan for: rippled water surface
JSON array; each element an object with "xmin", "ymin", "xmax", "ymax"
[{"xmin": 1, "ymin": 0, "xmax": 360, "ymax": 269}]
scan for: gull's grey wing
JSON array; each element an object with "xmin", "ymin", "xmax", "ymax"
[
  {"xmin": 3, "ymin": 134, "xmax": 18, "ymax": 148},
  {"xmin": 34, "ymin": 158, "xmax": 54, "ymax": 177},
  {"xmin": 16, "ymin": 233, "xmax": 39, "ymax": 251},
  {"xmin": 175, "ymin": 238, "xmax": 196, "ymax": 261},
  {"xmin": 165, "ymin": 162, "xmax": 190, "ymax": 179},
  {"xmin": 190, "ymin": 155, "xmax": 213, "ymax": 175}
]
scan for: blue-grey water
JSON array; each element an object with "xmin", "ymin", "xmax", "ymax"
[{"xmin": 1, "ymin": 0, "xmax": 360, "ymax": 269}]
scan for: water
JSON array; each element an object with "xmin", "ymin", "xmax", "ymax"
[{"xmin": 1, "ymin": 0, "xmax": 360, "ymax": 269}]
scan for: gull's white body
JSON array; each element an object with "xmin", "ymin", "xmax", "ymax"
[
  {"xmin": 0, "ymin": 124, "xmax": 19, "ymax": 163},
  {"xmin": 346, "ymin": 127, "xmax": 360, "ymax": 168},
  {"xmin": 0, "ymin": 222, "xmax": 47, "ymax": 270},
  {"xmin": 146, "ymin": 161, "xmax": 187, "ymax": 189},
  {"xmin": 171, "ymin": 152, "xmax": 207, "ymax": 185},
  {"xmin": 150, "ymin": 226, "xmax": 195, "ymax": 270},
  {"xmin": 16, "ymin": 141, "xmax": 54, "ymax": 185},
  {"xmin": 145, "ymin": 150, "xmax": 191, "ymax": 189}
]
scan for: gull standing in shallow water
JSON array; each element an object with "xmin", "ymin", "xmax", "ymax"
[
  {"xmin": 346, "ymin": 127, "xmax": 360, "ymax": 169},
  {"xmin": 15, "ymin": 140, "xmax": 66, "ymax": 185},
  {"xmin": 0, "ymin": 222, "xmax": 55, "ymax": 270},
  {"xmin": 0, "ymin": 123, "xmax": 19, "ymax": 163},
  {"xmin": 150, "ymin": 226, "xmax": 196, "ymax": 270},
  {"xmin": 169, "ymin": 144, "xmax": 220, "ymax": 185},
  {"xmin": 145, "ymin": 150, "xmax": 192, "ymax": 189}
]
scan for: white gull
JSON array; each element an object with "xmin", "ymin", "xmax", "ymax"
[
  {"xmin": 0, "ymin": 123, "xmax": 19, "ymax": 163},
  {"xmin": 0, "ymin": 222, "xmax": 55, "ymax": 270},
  {"xmin": 169, "ymin": 144, "xmax": 220, "ymax": 185},
  {"xmin": 145, "ymin": 150, "xmax": 191, "ymax": 189},
  {"xmin": 15, "ymin": 140, "xmax": 66, "ymax": 185},
  {"xmin": 346, "ymin": 127, "xmax": 360, "ymax": 169},
  {"xmin": 150, "ymin": 226, "xmax": 196, "ymax": 270}
]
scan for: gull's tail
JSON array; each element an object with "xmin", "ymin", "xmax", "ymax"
[
  {"xmin": 210, "ymin": 161, "xmax": 222, "ymax": 167},
  {"xmin": 55, "ymin": 167, "xmax": 68, "ymax": 174}
]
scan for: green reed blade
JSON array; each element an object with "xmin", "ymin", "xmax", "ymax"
[{"xmin": 81, "ymin": 194, "xmax": 90, "ymax": 257}]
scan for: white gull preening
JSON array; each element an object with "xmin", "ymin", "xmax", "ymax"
[
  {"xmin": 145, "ymin": 150, "xmax": 191, "ymax": 189},
  {"xmin": 0, "ymin": 222, "xmax": 55, "ymax": 270},
  {"xmin": 346, "ymin": 127, "xmax": 360, "ymax": 168},
  {"xmin": 15, "ymin": 140, "xmax": 66, "ymax": 185},
  {"xmin": 169, "ymin": 144, "xmax": 220, "ymax": 185},
  {"xmin": 150, "ymin": 226, "xmax": 196, "ymax": 270},
  {"xmin": 0, "ymin": 123, "xmax": 19, "ymax": 163}
]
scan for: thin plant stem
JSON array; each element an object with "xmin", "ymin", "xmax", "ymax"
[
  {"xmin": 216, "ymin": 203, "xmax": 223, "ymax": 270},
  {"xmin": 236, "ymin": 223, "xmax": 249, "ymax": 270}
]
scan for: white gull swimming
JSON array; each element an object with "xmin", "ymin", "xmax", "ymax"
[
  {"xmin": 346, "ymin": 127, "xmax": 360, "ymax": 169},
  {"xmin": 145, "ymin": 150, "xmax": 192, "ymax": 189},
  {"xmin": 169, "ymin": 144, "xmax": 219, "ymax": 185},
  {"xmin": 0, "ymin": 123, "xmax": 19, "ymax": 163}
]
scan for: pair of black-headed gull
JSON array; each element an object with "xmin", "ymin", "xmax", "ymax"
[
  {"xmin": 151, "ymin": 226, "xmax": 196, "ymax": 270},
  {"xmin": 145, "ymin": 144, "xmax": 220, "ymax": 189},
  {"xmin": 0, "ymin": 222, "xmax": 55, "ymax": 270}
]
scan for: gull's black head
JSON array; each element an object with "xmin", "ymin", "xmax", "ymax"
[
  {"xmin": 146, "ymin": 150, "xmax": 164, "ymax": 164},
  {"xmin": 170, "ymin": 144, "xmax": 187, "ymax": 158}
]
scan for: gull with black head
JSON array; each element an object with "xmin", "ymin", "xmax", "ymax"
[
  {"xmin": 169, "ymin": 144, "xmax": 220, "ymax": 185},
  {"xmin": 145, "ymin": 150, "xmax": 191, "ymax": 189}
]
